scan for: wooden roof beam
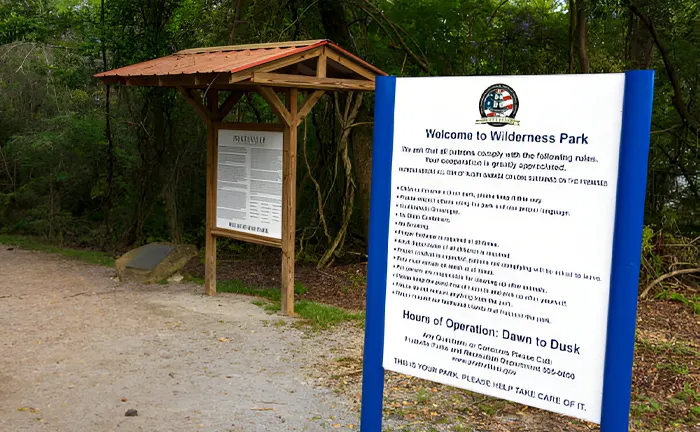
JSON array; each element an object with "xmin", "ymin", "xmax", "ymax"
[
  {"xmin": 176, "ymin": 40, "xmax": 326, "ymax": 55},
  {"xmin": 325, "ymin": 47, "xmax": 376, "ymax": 81},
  {"xmin": 112, "ymin": 74, "xmax": 232, "ymax": 88},
  {"xmin": 256, "ymin": 47, "xmax": 324, "ymax": 74},
  {"xmin": 251, "ymin": 73, "xmax": 375, "ymax": 91},
  {"xmin": 99, "ymin": 76, "xmax": 124, "ymax": 85}
]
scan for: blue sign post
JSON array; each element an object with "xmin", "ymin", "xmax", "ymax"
[{"xmin": 360, "ymin": 70, "xmax": 654, "ymax": 432}]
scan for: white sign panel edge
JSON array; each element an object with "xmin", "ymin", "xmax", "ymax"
[{"xmin": 380, "ymin": 74, "xmax": 627, "ymax": 424}]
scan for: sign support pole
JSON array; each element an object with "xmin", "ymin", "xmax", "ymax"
[
  {"xmin": 600, "ymin": 69, "xmax": 654, "ymax": 431},
  {"xmin": 281, "ymin": 88, "xmax": 299, "ymax": 316},
  {"xmin": 360, "ymin": 76, "xmax": 396, "ymax": 432},
  {"xmin": 205, "ymin": 90, "xmax": 218, "ymax": 296}
]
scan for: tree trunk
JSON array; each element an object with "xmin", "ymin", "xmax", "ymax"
[
  {"xmin": 318, "ymin": 93, "xmax": 363, "ymax": 268},
  {"xmin": 351, "ymin": 108, "xmax": 373, "ymax": 243},
  {"xmin": 162, "ymin": 94, "xmax": 183, "ymax": 244},
  {"xmin": 49, "ymin": 173, "xmax": 55, "ymax": 240},
  {"xmin": 628, "ymin": 15, "xmax": 654, "ymax": 69},
  {"xmin": 228, "ymin": 0, "xmax": 243, "ymax": 44},
  {"xmin": 104, "ymin": 84, "xmax": 115, "ymax": 236},
  {"xmin": 576, "ymin": 0, "xmax": 590, "ymax": 73},
  {"xmin": 101, "ymin": 0, "xmax": 115, "ymax": 245},
  {"xmin": 318, "ymin": 0, "xmax": 352, "ymax": 48},
  {"xmin": 164, "ymin": 179, "xmax": 183, "ymax": 243},
  {"xmin": 568, "ymin": 0, "xmax": 576, "ymax": 73}
]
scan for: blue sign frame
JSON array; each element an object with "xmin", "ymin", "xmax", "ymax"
[{"xmin": 360, "ymin": 70, "xmax": 655, "ymax": 432}]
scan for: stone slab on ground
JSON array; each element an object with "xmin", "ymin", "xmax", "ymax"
[
  {"xmin": 116, "ymin": 242, "xmax": 197, "ymax": 284},
  {"xmin": 126, "ymin": 243, "xmax": 174, "ymax": 270}
]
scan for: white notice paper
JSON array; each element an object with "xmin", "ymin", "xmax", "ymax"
[
  {"xmin": 216, "ymin": 129, "xmax": 283, "ymax": 239},
  {"xmin": 382, "ymin": 74, "xmax": 625, "ymax": 423}
]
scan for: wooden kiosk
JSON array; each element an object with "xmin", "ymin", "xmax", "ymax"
[{"xmin": 95, "ymin": 40, "xmax": 385, "ymax": 315}]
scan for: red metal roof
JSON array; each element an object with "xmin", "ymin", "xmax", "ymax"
[{"xmin": 94, "ymin": 40, "xmax": 385, "ymax": 79}]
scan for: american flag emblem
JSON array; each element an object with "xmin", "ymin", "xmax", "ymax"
[
  {"xmin": 484, "ymin": 89, "xmax": 514, "ymax": 117},
  {"xmin": 477, "ymin": 84, "xmax": 520, "ymax": 127}
]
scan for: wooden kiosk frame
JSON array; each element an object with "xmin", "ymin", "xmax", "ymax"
[{"xmin": 95, "ymin": 40, "xmax": 385, "ymax": 315}]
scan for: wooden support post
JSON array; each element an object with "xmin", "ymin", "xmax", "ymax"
[
  {"xmin": 317, "ymin": 49, "xmax": 327, "ymax": 78},
  {"xmin": 205, "ymin": 90, "xmax": 218, "ymax": 296},
  {"xmin": 281, "ymin": 88, "xmax": 299, "ymax": 315}
]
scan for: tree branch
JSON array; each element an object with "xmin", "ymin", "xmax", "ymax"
[
  {"xmin": 640, "ymin": 267, "xmax": 700, "ymax": 298},
  {"xmin": 302, "ymin": 120, "xmax": 331, "ymax": 243},
  {"xmin": 356, "ymin": 0, "xmax": 430, "ymax": 74},
  {"xmin": 627, "ymin": 2, "xmax": 700, "ymax": 133},
  {"xmin": 487, "ymin": 0, "xmax": 510, "ymax": 26}
]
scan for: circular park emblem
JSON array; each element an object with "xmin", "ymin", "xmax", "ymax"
[{"xmin": 477, "ymin": 84, "xmax": 520, "ymax": 127}]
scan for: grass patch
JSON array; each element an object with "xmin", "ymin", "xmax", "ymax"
[
  {"xmin": 215, "ymin": 279, "xmax": 309, "ymax": 300},
  {"xmin": 271, "ymin": 319, "xmax": 287, "ymax": 328},
  {"xmin": 630, "ymin": 396, "xmax": 662, "ymax": 416},
  {"xmin": 656, "ymin": 361, "xmax": 690, "ymax": 375},
  {"xmin": 341, "ymin": 273, "xmax": 367, "ymax": 294},
  {"xmin": 674, "ymin": 382, "xmax": 699, "ymax": 403},
  {"xmin": 416, "ymin": 388, "xmax": 432, "ymax": 405},
  {"xmin": 254, "ymin": 299, "xmax": 364, "ymax": 329},
  {"xmin": 263, "ymin": 303, "xmax": 279, "ymax": 313},
  {"xmin": 294, "ymin": 300, "xmax": 364, "ymax": 328},
  {"xmin": 217, "ymin": 279, "xmax": 281, "ymax": 300},
  {"xmin": 0, "ymin": 235, "xmax": 115, "ymax": 266},
  {"xmin": 187, "ymin": 276, "xmax": 364, "ymax": 328},
  {"xmin": 350, "ymin": 273, "xmax": 367, "ymax": 288},
  {"xmin": 636, "ymin": 338, "xmax": 698, "ymax": 357},
  {"xmin": 478, "ymin": 403, "xmax": 496, "ymax": 416},
  {"xmin": 656, "ymin": 290, "xmax": 700, "ymax": 314},
  {"xmin": 294, "ymin": 281, "xmax": 308, "ymax": 295}
]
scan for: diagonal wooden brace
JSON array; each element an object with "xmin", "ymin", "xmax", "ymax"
[
  {"xmin": 296, "ymin": 90, "xmax": 325, "ymax": 126},
  {"xmin": 176, "ymin": 86, "xmax": 213, "ymax": 123},
  {"xmin": 256, "ymin": 86, "xmax": 292, "ymax": 126}
]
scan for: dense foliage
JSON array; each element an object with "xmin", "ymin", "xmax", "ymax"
[{"xmin": 0, "ymin": 0, "xmax": 698, "ymax": 261}]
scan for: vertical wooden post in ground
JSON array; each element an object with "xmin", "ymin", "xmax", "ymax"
[
  {"xmin": 205, "ymin": 90, "xmax": 218, "ymax": 296},
  {"xmin": 281, "ymin": 88, "xmax": 299, "ymax": 315},
  {"xmin": 258, "ymin": 85, "xmax": 324, "ymax": 315}
]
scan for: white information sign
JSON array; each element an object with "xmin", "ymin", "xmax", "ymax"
[
  {"xmin": 216, "ymin": 129, "xmax": 283, "ymax": 239},
  {"xmin": 382, "ymin": 75, "xmax": 626, "ymax": 423}
]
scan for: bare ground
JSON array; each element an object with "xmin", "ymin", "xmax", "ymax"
[
  {"xmin": 0, "ymin": 248, "xmax": 360, "ymax": 431},
  {"xmin": 190, "ymin": 255, "xmax": 699, "ymax": 432},
  {"xmin": 1, "ymin": 248, "xmax": 697, "ymax": 432}
]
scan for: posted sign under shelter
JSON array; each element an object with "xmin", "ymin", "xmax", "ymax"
[
  {"xmin": 216, "ymin": 129, "xmax": 283, "ymax": 239},
  {"xmin": 361, "ymin": 71, "xmax": 654, "ymax": 431}
]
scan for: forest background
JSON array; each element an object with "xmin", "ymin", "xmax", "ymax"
[
  {"xmin": 1, "ymin": 2, "xmax": 699, "ymax": 430},
  {"xmin": 0, "ymin": 0, "xmax": 698, "ymax": 281}
]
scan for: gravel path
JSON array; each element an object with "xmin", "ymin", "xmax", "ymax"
[{"xmin": 0, "ymin": 248, "xmax": 359, "ymax": 431}]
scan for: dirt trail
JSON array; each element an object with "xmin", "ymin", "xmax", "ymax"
[{"xmin": 0, "ymin": 248, "xmax": 358, "ymax": 431}]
